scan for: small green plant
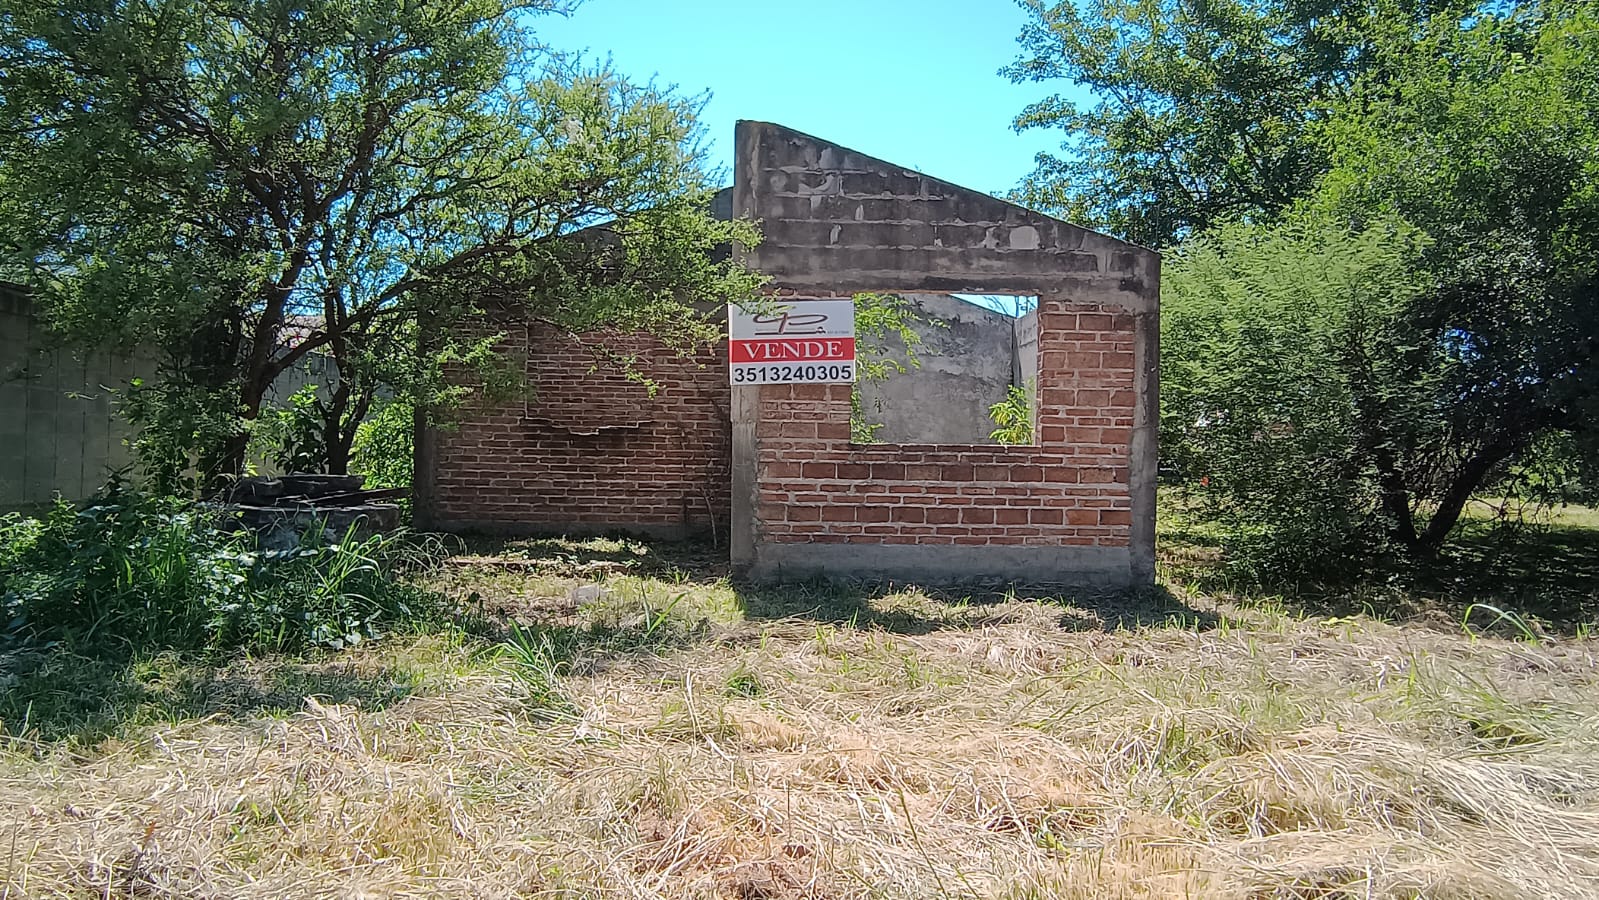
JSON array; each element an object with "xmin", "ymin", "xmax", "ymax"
[
  {"xmin": 498, "ymin": 622, "xmax": 577, "ymax": 717},
  {"xmin": 851, "ymin": 292, "xmax": 941, "ymax": 443},
  {"xmin": 1461, "ymin": 603, "xmax": 1542, "ymax": 645},
  {"xmin": 253, "ymin": 384, "xmax": 328, "ymax": 474},
  {"xmin": 722, "ymin": 664, "xmax": 764, "ymax": 699},
  {"xmin": 0, "ymin": 480, "xmax": 443, "ymax": 657},
  {"xmin": 988, "ymin": 381, "xmax": 1035, "ymax": 445}
]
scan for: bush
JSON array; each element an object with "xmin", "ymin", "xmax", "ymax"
[
  {"xmin": 988, "ymin": 382, "xmax": 1034, "ymax": 445},
  {"xmin": 1161, "ymin": 219, "xmax": 1427, "ymax": 578},
  {"xmin": 0, "ymin": 481, "xmax": 443, "ymax": 657},
  {"xmin": 350, "ymin": 399, "xmax": 414, "ymax": 496}
]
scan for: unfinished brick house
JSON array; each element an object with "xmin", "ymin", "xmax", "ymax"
[{"xmin": 416, "ymin": 122, "xmax": 1159, "ymax": 586}]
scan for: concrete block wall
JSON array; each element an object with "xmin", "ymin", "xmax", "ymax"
[
  {"xmin": 1, "ymin": 288, "xmax": 144, "ymax": 511},
  {"xmin": 416, "ymin": 322, "xmax": 732, "ymax": 537},
  {"xmin": 2, "ymin": 286, "xmax": 347, "ymax": 509}
]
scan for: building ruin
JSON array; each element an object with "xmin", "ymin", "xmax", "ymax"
[{"xmin": 416, "ymin": 121, "xmax": 1159, "ymax": 586}]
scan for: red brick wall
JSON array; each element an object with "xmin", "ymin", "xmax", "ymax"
[
  {"xmin": 753, "ymin": 299, "xmax": 1135, "ymax": 548},
  {"xmin": 422, "ymin": 298, "xmax": 1136, "ymax": 550},
  {"xmin": 423, "ymin": 323, "xmax": 731, "ymax": 535}
]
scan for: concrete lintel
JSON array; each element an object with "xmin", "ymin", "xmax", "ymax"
[
  {"xmin": 762, "ymin": 272, "xmax": 1156, "ymax": 313},
  {"xmin": 749, "ymin": 542, "xmax": 1136, "ymax": 587}
]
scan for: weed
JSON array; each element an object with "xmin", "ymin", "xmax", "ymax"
[
  {"xmin": 0, "ymin": 483, "xmax": 443, "ymax": 657},
  {"xmin": 496, "ymin": 622, "xmax": 577, "ymax": 719},
  {"xmin": 722, "ymin": 663, "xmax": 764, "ymax": 699}
]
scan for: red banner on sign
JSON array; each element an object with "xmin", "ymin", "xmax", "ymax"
[{"xmin": 729, "ymin": 337, "xmax": 856, "ymax": 364}]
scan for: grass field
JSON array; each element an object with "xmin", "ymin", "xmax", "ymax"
[{"xmin": 3, "ymin": 510, "xmax": 1598, "ymax": 898}]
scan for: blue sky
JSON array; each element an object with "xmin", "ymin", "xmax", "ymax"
[{"xmin": 531, "ymin": 0, "xmax": 1083, "ymax": 199}]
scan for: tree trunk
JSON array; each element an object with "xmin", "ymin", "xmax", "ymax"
[
  {"xmin": 1372, "ymin": 445, "xmax": 1421, "ymax": 552},
  {"xmin": 204, "ymin": 373, "xmax": 269, "ymax": 489},
  {"xmin": 321, "ymin": 374, "xmax": 352, "ymax": 475},
  {"xmin": 1416, "ymin": 438, "xmax": 1523, "ymax": 553}
]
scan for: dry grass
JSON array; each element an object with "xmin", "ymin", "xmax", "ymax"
[{"xmin": 4, "ymin": 533, "xmax": 1599, "ymax": 899}]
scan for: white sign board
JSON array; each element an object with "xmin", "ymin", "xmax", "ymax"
[{"xmin": 728, "ymin": 299, "xmax": 857, "ymax": 385}]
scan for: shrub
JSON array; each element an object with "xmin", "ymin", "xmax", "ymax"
[
  {"xmin": 0, "ymin": 481, "xmax": 443, "ymax": 657},
  {"xmin": 350, "ymin": 399, "xmax": 414, "ymax": 497},
  {"xmin": 1161, "ymin": 219, "xmax": 1427, "ymax": 578},
  {"xmin": 253, "ymin": 383, "xmax": 328, "ymax": 475}
]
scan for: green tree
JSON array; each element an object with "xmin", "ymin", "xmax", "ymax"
[
  {"xmin": 1161, "ymin": 218, "xmax": 1429, "ymax": 573},
  {"xmin": 0, "ymin": 0, "xmax": 759, "ymax": 488},
  {"xmin": 1313, "ymin": 0, "xmax": 1599, "ymax": 551},
  {"xmin": 1163, "ymin": 1, "xmax": 1599, "ymax": 566},
  {"xmin": 1003, "ymin": 0, "xmax": 1475, "ymax": 247}
]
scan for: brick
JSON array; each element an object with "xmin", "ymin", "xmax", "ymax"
[
  {"xmin": 820, "ymin": 506, "xmax": 856, "ymax": 522},
  {"xmin": 857, "ymin": 506, "xmax": 891, "ymax": 523},
  {"xmin": 1030, "ymin": 508, "xmax": 1065, "ymax": 525},
  {"xmin": 1066, "ymin": 509, "xmax": 1098, "ymax": 526}
]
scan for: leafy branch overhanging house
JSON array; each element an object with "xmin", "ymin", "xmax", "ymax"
[{"xmin": 417, "ymin": 121, "xmax": 1160, "ymax": 587}]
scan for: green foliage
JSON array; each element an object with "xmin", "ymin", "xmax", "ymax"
[
  {"xmin": 851, "ymin": 292, "xmax": 934, "ymax": 444},
  {"xmin": 0, "ymin": 481, "xmax": 443, "ymax": 657},
  {"xmin": 1304, "ymin": 0, "xmax": 1599, "ymax": 550},
  {"xmin": 1004, "ymin": 0, "xmax": 1476, "ymax": 246},
  {"xmin": 0, "ymin": 0, "xmax": 761, "ymax": 482},
  {"xmin": 350, "ymin": 399, "xmax": 415, "ymax": 494},
  {"xmin": 988, "ymin": 382, "xmax": 1035, "ymax": 445},
  {"xmin": 1161, "ymin": 218, "xmax": 1428, "ymax": 575},
  {"xmin": 497, "ymin": 622, "xmax": 577, "ymax": 718},
  {"xmin": 254, "ymin": 384, "xmax": 329, "ymax": 475},
  {"xmin": 1500, "ymin": 433, "xmax": 1599, "ymax": 508},
  {"xmin": 1026, "ymin": 0, "xmax": 1599, "ymax": 570}
]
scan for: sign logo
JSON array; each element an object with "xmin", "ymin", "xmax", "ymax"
[
  {"xmin": 729, "ymin": 299, "xmax": 856, "ymax": 385},
  {"xmin": 748, "ymin": 311, "xmax": 831, "ymax": 335}
]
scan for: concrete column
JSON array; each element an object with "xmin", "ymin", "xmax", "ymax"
[{"xmin": 728, "ymin": 385, "xmax": 760, "ymax": 576}]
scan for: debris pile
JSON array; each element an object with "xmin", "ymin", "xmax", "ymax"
[{"xmin": 219, "ymin": 474, "xmax": 403, "ymax": 549}]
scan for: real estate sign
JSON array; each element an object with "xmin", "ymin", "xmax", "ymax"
[{"xmin": 728, "ymin": 299, "xmax": 856, "ymax": 385}]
